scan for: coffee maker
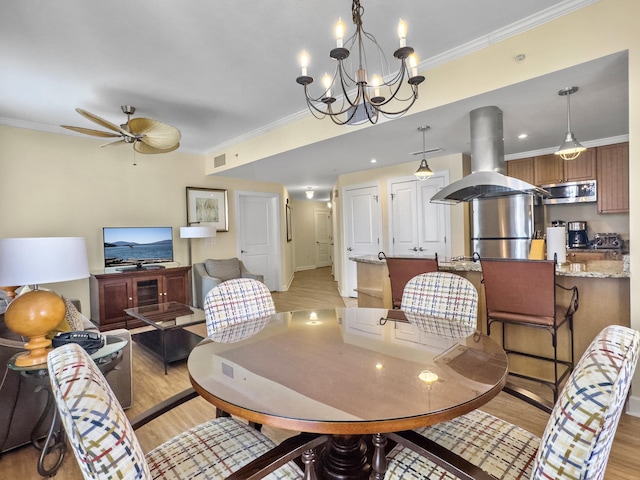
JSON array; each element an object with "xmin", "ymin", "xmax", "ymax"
[{"xmin": 568, "ymin": 221, "xmax": 589, "ymax": 248}]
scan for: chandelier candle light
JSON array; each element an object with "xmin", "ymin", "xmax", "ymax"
[{"xmin": 296, "ymin": 0, "xmax": 425, "ymax": 125}]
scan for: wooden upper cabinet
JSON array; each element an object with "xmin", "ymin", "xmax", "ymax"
[
  {"xmin": 596, "ymin": 142, "xmax": 629, "ymax": 214},
  {"xmin": 505, "ymin": 157, "xmax": 534, "ymax": 184},
  {"xmin": 534, "ymin": 154, "xmax": 564, "ymax": 185},
  {"xmin": 531, "ymin": 149, "xmax": 596, "ymax": 186},
  {"xmin": 564, "ymin": 148, "xmax": 597, "ymax": 182}
]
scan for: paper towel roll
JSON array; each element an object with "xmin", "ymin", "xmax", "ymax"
[{"xmin": 546, "ymin": 227, "xmax": 566, "ymax": 264}]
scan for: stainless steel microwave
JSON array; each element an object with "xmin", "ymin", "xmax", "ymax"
[{"xmin": 541, "ymin": 180, "xmax": 597, "ymax": 204}]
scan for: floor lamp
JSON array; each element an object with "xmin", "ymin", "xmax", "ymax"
[
  {"xmin": 0, "ymin": 237, "xmax": 90, "ymax": 366},
  {"xmin": 179, "ymin": 225, "xmax": 217, "ymax": 306}
]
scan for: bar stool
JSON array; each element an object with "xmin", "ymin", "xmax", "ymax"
[
  {"xmin": 480, "ymin": 258, "xmax": 578, "ymax": 401},
  {"xmin": 378, "ymin": 252, "xmax": 438, "ymax": 309}
]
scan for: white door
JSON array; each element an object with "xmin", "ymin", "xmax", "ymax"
[
  {"xmin": 390, "ymin": 180, "xmax": 419, "ymax": 256},
  {"xmin": 388, "ymin": 173, "xmax": 450, "ymax": 258},
  {"xmin": 342, "ymin": 183, "xmax": 381, "ymax": 297},
  {"xmin": 417, "ymin": 174, "xmax": 450, "ymax": 257},
  {"xmin": 236, "ymin": 192, "xmax": 280, "ymax": 291},
  {"xmin": 315, "ymin": 209, "xmax": 332, "ymax": 267}
]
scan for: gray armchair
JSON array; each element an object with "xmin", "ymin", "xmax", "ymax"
[
  {"xmin": 0, "ymin": 296, "xmax": 132, "ymax": 453},
  {"xmin": 193, "ymin": 258, "xmax": 264, "ymax": 309}
]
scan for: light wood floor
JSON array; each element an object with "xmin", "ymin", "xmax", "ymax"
[{"xmin": 2, "ymin": 266, "xmax": 639, "ymax": 478}]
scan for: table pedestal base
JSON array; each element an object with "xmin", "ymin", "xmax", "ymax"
[{"xmin": 318, "ymin": 435, "xmax": 370, "ymax": 480}]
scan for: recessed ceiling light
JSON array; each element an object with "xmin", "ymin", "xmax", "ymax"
[
  {"xmin": 370, "ymin": 158, "xmax": 377, "ymax": 163},
  {"xmin": 518, "ymin": 133, "xmax": 528, "ymax": 139}
]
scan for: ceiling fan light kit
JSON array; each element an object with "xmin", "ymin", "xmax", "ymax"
[
  {"xmin": 61, "ymin": 105, "xmax": 181, "ymax": 154},
  {"xmin": 296, "ymin": 0, "xmax": 425, "ymax": 126},
  {"xmin": 555, "ymin": 86, "xmax": 586, "ymax": 161}
]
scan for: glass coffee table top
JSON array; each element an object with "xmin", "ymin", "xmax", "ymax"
[{"xmin": 125, "ymin": 302, "xmax": 205, "ymax": 330}]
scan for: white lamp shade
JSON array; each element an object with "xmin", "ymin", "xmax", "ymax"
[
  {"xmin": 180, "ymin": 225, "xmax": 218, "ymax": 239},
  {"xmin": 0, "ymin": 237, "xmax": 90, "ymax": 286}
]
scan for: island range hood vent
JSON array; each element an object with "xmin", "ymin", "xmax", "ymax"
[{"xmin": 430, "ymin": 106, "xmax": 549, "ymax": 204}]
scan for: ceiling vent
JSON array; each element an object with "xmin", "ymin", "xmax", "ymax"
[{"xmin": 214, "ymin": 154, "xmax": 226, "ymax": 168}]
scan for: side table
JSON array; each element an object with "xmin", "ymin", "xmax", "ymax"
[{"xmin": 7, "ymin": 335, "xmax": 128, "ymax": 477}]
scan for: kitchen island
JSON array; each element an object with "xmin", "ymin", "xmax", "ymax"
[{"xmin": 351, "ymin": 255, "xmax": 630, "ymax": 386}]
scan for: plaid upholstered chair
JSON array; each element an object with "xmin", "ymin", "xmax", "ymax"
[
  {"xmin": 400, "ymin": 272, "xmax": 478, "ymax": 330},
  {"xmin": 48, "ymin": 343, "xmax": 303, "ymax": 480},
  {"xmin": 379, "ymin": 252, "xmax": 439, "ymax": 309},
  {"xmin": 203, "ymin": 278, "xmax": 275, "ymax": 343},
  {"xmin": 383, "ymin": 325, "xmax": 640, "ymax": 480}
]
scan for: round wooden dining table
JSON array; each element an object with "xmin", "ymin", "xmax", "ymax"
[{"xmin": 188, "ymin": 307, "xmax": 508, "ymax": 480}]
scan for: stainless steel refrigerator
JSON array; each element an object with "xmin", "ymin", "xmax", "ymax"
[{"xmin": 471, "ymin": 194, "xmax": 543, "ymax": 259}]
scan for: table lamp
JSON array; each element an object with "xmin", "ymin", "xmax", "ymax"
[{"xmin": 0, "ymin": 237, "xmax": 90, "ymax": 366}]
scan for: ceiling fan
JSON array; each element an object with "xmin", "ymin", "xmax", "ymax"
[{"xmin": 61, "ymin": 105, "xmax": 181, "ymax": 154}]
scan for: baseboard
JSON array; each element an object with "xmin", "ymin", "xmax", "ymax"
[
  {"xmin": 626, "ymin": 393, "xmax": 640, "ymax": 417},
  {"xmin": 295, "ymin": 265, "xmax": 317, "ymax": 272}
]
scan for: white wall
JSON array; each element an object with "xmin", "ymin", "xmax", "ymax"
[{"xmin": 290, "ymin": 199, "xmax": 331, "ymax": 271}]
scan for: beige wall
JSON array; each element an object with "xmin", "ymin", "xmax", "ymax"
[{"xmin": 0, "ymin": 125, "xmax": 294, "ymax": 308}]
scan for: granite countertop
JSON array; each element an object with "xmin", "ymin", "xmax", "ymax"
[{"xmin": 350, "ymin": 255, "xmax": 630, "ymax": 279}]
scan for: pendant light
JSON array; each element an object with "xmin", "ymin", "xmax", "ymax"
[
  {"xmin": 555, "ymin": 86, "xmax": 586, "ymax": 160},
  {"xmin": 305, "ymin": 187, "xmax": 314, "ymax": 199},
  {"xmin": 414, "ymin": 126, "xmax": 434, "ymax": 180}
]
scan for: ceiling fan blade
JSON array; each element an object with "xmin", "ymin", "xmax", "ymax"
[
  {"xmin": 134, "ymin": 140, "xmax": 180, "ymax": 154},
  {"xmin": 129, "ymin": 117, "xmax": 181, "ymax": 150},
  {"xmin": 75, "ymin": 108, "xmax": 134, "ymax": 137},
  {"xmin": 61, "ymin": 125, "xmax": 121, "ymax": 138},
  {"xmin": 100, "ymin": 139, "xmax": 126, "ymax": 148}
]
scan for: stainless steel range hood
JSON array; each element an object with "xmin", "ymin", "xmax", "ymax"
[{"xmin": 430, "ymin": 106, "xmax": 549, "ymax": 204}]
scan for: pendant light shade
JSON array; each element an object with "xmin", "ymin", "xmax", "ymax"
[
  {"xmin": 414, "ymin": 126, "xmax": 434, "ymax": 181},
  {"xmin": 555, "ymin": 86, "xmax": 586, "ymax": 161}
]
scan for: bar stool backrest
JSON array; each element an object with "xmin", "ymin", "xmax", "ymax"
[{"xmin": 481, "ymin": 258, "xmax": 556, "ymax": 320}]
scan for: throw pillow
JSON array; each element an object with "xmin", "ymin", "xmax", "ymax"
[
  {"xmin": 205, "ymin": 258, "xmax": 241, "ymax": 281},
  {"xmin": 63, "ymin": 296, "xmax": 86, "ymax": 331}
]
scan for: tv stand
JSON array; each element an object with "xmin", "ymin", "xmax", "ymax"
[{"xmin": 90, "ymin": 266, "xmax": 191, "ymax": 331}]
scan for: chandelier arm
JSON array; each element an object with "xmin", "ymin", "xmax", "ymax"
[{"xmin": 375, "ymin": 89, "xmax": 419, "ymax": 117}]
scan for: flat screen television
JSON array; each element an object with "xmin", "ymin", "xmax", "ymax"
[{"xmin": 103, "ymin": 226, "xmax": 174, "ymax": 270}]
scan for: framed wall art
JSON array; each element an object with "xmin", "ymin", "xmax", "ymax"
[
  {"xmin": 186, "ymin": 187, "xmax": 229, "ymax": 232},
  {"xmin": 286, "ymin": 204, "xmax": 292, "ymax": 242}
]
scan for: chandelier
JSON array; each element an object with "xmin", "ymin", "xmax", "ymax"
[{"xmin": 296, "ymin": 0, "xmax": 425, "ymax": 125}]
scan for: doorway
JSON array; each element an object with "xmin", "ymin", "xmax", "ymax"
[{"xmin": 236, "ymin": 191, "xmax": 281, "ymax": 291}]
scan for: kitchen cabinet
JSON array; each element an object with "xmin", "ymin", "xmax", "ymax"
[
  {"xmin": 533, "ymin": 150, "xmax": 596, "ymax": 185},
  {"xmin": 388, "ymin": 174, "xmax": 449, "ymax": 258},
  {"xmin": 90, "ymin": 266, "xmax": 191, "ymax": 331},
  {"xmin": 505, "ymin": 157, "xmax": 535, "ymax": 184},
  {"xmin": 596, "ymin": 142, "xmax": 629, "ymax": 214}
]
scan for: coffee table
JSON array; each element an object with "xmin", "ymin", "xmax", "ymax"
[{"xmin": 125, "ymin": 302, "xmax": 205, "ymax": 374}]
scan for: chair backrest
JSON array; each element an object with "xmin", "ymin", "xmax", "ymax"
[
  {"xmin": 481, "ymin": 258, "xmax": 556, "ymax": 318},
  {"xmin": 533, "ymin": 325, "xmax": 640, "ymax": 480},
  {"xmin": 204, "ymin": 257, "xmax": 242, "ymax": 281},
  {"xmin": 384, "ymin": 255, "xmax": 439, "ymax": 308},
  {"xmin": 48, "ymin": 343, "xmax": 149, "ymax": 479},
  {"xmin": 400, "ymin": 271, "xmax": 478, "ymax": 328},
  {"xmin": 204, "ymin": 278, "xmax": 275, "ymax": 342}
]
